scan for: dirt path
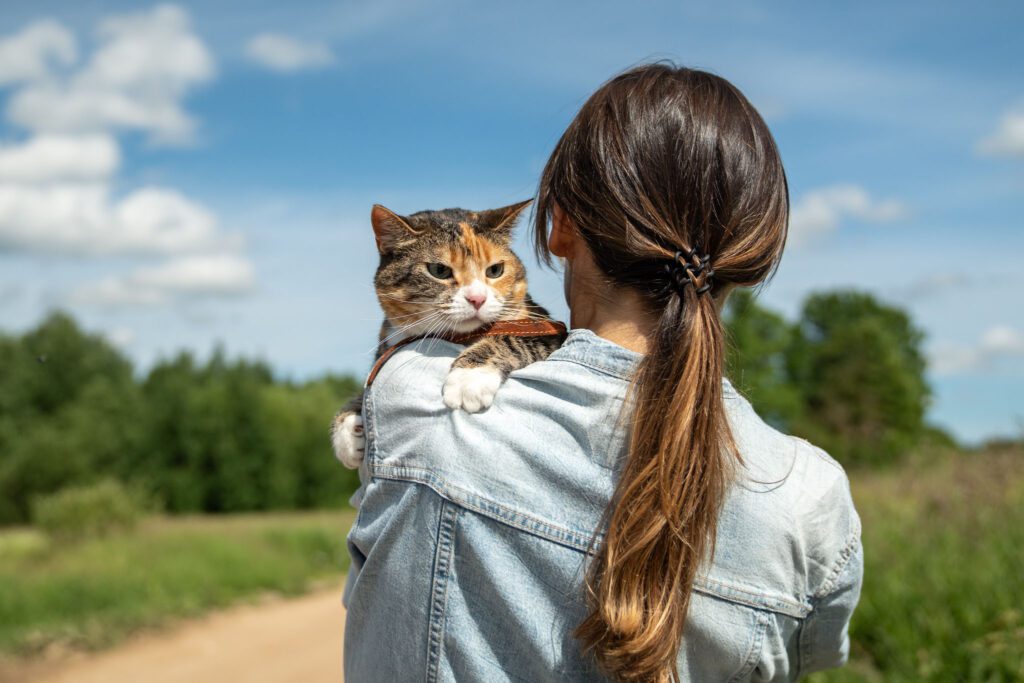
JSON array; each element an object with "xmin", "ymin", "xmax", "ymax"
[{"xmin": 12, "ymin": 588, "xmax": 347, "ymax": 683}]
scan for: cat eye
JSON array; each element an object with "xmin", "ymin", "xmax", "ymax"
[
  {"xmin": 426, "ymin": 262, "xmax": 453, "ymax": 279},
  {"xmin": 485, "ymin": 262, "xmax": 505, "ymax": 278}
]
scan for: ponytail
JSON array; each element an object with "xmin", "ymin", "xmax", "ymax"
[
  {"xmin": 534, "ymin": 63, "xmax": 789, "ymax": 682},
  {"xmin": 575, "ymin": 278, "xmax": 735, "ymax": 682}
]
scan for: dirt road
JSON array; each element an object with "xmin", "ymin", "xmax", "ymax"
[{"xmin": 15, "ymin": 588, "xmax": 347, "ymax": 683}]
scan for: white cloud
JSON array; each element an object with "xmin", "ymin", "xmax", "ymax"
[
  {"xmin": 977, "ymin": 108, "xmax": 1024, "ymax": 157},
  {"xmin": 982, "ymin": 326, "xmax": 1024, "ymax": 355},
  {"xmin": 0, "ymin": 183, "xmax": 237, "ymax": 256},
  {"xmin": 788, "ymin": 184, "xmax": 907, "ymax": 245},
  {"xmin": 0, "ymin": 134, "xmax": 119, "ymax": 182},
  {"xmin": 74, "ymin": 254, "xmax": 256, "ymax": 308},
  {"xmin": 0, "ymin": 19, "xmax": 77, "ymax": 85},
  {"xmin": 931, "ymin": 326, "xmax": 1024, "ymax": 375},
  {"xmin": 0, "ymin": 8, "xmax": 253, "ymax": 308},
  {"xmin": 114, "ymin": 188, "xmax": 231, "ymax": 254},
  {"xmin": 244, "ymin": 33, "xmax": 335, "ymax": 72},
  {"xmin": 5, "ymin": 5, "xmax": 214, "ymax": 144},
  {"xmin": 8, "ymin": 85, "xmax": 199, "ymax": 144}
]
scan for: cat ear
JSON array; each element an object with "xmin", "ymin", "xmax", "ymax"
[
  {"xmin": 479, "ymin": 199, "xmax": 533, "ymax": 238},
  {"xmin": 371, "ymin": 204, "xmax": 419, "ymax": 253}
]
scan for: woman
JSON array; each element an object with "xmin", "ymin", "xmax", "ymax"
[{"xmin": 343, "ymin": 64, "xmax": 862, "ymax": 682}]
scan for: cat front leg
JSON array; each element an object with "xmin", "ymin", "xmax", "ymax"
[
  {"xmin": 331, "ymin": 393, "xmax": 365, "ymax": 468},
  {"xmin": 443, "ymin": 365, "xmax": 504, "ymax": 413},
  {"xmin": 443, "ymin": 332, "xmax": 564, "ymax": 413}
]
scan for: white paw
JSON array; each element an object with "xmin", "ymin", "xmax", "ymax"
[
  {"xmin": 442, "ymin": 366, "xmax": 503, "ymax": 413},
  {"xmin": 332, "ymin": 413, "xmax": 365, "ymax": 468}
]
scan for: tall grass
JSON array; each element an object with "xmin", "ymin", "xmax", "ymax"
[
  {"xmin": 0, "ymin": 451, "xmax": 1020, "ymax": 680},
  {"xmin": 810, "ymin": 448, "xmax": 1024, "ymax": 682},
  {"xmin": 0, "ymin": 510, "xmax": 354, "ymax": 655}
]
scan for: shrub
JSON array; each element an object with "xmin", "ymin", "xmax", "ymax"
[{"xmin": 31, "ymin": 480, "xmax": 145, "ymax": 539}]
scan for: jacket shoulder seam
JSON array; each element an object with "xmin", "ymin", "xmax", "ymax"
[{"xmin": 812, "ymin": 530, "xmax": 862, "ymax": 599}]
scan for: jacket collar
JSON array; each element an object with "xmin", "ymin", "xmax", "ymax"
[{"xmin": 549, "ymin": 327, "xmax": 738, "ymax": 398}]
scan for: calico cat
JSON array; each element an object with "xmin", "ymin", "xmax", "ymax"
[{"xmin": 331, "ymin": 200, "xmax": 567, "ymax": 468}]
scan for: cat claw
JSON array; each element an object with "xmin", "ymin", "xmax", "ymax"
[
  {"xmin": 332, "ymin": 413, "xmax": 365, "ymax": 468},
  {"xmin": 443, "ymin": 366, "xmax": 503, "ymax": 413}
]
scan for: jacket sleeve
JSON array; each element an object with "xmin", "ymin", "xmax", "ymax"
[{"xmin": 798, "ymin": 537, "xmax": 864, "ymax": 675}]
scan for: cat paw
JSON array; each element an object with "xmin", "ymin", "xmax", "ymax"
[
  {"xmin": 331, "ymin": 412, "xmax": 365, "ymax": 468},
  {"xmin": 443, "ymin": 366, "xmax": 503, "ymax": 413}
]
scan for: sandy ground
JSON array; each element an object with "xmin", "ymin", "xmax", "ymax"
[{"xmin": 6, "ymin": 588, "xmax": 347, "ymax": 683}]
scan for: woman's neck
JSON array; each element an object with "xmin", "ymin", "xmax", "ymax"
[
  {"xmin": 581, "ymin": 314, "xmax": 654, "ymax": 355},
  {"xmin": 567, "ymin": 271, "xmax": 657, "ymax": 355}
]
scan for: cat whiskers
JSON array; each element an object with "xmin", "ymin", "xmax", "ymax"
[
  {"xmin": 375, "ymin": 305, "xmax": 464, "ymax": 354},
  {"xmin": 385, "ymin": 314, "xmax": 458, "ymax": 388},
  {"xmin": 371, "ymin": 311, "xmax": 447, "ymax": 353},
  {"xmin": 421, "ymin": 313, "xmax": 457, "ymax": 352}
]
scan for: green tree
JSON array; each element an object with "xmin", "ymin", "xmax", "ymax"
[
  {"xmin": 0, "ymin": 311, "xmax": 133, "ymax": 422},
  {"xmin": 788, "ymin": 290, "xmax": 930, "ymax": 466},
  {"xmin": 723, "ymin": 290, "xmax": 803, "ymax": 430},
  {"xmin": 0, "ymin": 313, "xmax": 143, "ymax": 522},
  {"xmin": 140, "ymin": 350, "xmax": 276, "ymax": 513},
  {"xmin": 139, "ymin": 351, "xmax": 360, "ymax": 514},
  {"xmin": 137, "ymin": 352, "xmax": 205, "ymax": 512},
  {"xmin": 259, "ymin": 376, "xmax": 361, "ymax": 509}
]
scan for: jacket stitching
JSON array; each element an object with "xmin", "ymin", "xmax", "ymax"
[
  {"xmin": 699, "ymin": 576, "xmax": 810, "ymax": 618},
  {"xmin": 364, "ymin": 382, "xmax": 378, "ymax": 464},
  {"xmin": 797, "ymin": 607, "xmax": 811, "ymax": 680},
  {"xmin": 426, "ymin": 500, "xmax": 458, "ymax": 683},
  {"xmin": 813, "ymin": 531, "xmax": 862, "ymax": 599},
  {"xmin": 374, "ymin": 463, "xmax": 597, "ymax": 549},
  {"xmin": 799, "ymin": 536, "xmax": 862, "ymax": 676},
  {"xmin": 727, "ymin": 609, "xmax": 770, "ymax": 683},
  {"xmin": 371, "ymin": 465, "xmax": 812, "ymax": 619}
]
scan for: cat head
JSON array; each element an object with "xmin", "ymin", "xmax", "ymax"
[
  {"xmin": 371, "ymin": 201, "xmax": 532, "ymax": 337},
  {"xmin": 368, "ymin": 200, "xmax": 532, "ymax": 339}
]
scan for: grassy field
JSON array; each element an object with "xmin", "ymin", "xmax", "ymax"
[
  {"xmin": 0, "ymin": 451, "xmax": 1021, "ymax": 681},
  {"xmin": 811, "ymin": 447, "xmax": 1024, "ymax": 682},
  {"xmin": 0, "ymin": 509, "xmax": 355, "ymax": 656}
]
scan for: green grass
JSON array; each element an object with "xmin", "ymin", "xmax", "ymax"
[
  {"xmin": 1, "ymin": 451, "xmax": 1021, "ymax": 680},
  {"xmin": 809, "ymin": 447, "xmax": 1024, "ymax": 682},
  {"xmin": 0, "ymin": 509, "xmax": 355, "ymax": 655}
]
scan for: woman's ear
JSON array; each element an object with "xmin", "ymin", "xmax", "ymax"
[{"xmin": 549, "ymin": 204, "xmax": 576, "ymax": 258}]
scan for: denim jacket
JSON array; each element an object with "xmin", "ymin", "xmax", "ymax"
[{"xmin": 343, "ymin": 329, "xmax": 863, "ymax": 682}]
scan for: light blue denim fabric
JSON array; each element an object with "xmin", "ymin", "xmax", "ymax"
[{"xmin": 343, "ymin": 328, "xmax": 862, "ymax": 682}]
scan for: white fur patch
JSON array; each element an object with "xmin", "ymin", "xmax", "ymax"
[
  {"xmin": 442, "ymin": 366, "xmax": 503, "ymax": 413},
  {"xmin": 332, "ymin": 413, "xmax": 365, "ymax": 468}
]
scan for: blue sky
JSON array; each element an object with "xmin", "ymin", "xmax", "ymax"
[{"xmin": 0, "ymin": 1, "xmax": 1021, "ymax": 443}]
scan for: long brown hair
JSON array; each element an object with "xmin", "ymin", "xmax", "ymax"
[{"xmin": 534, "ymin": 64, "xmax": 789, "ymax": 681}]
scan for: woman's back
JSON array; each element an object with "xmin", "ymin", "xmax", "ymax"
[{"xmin": 344, "ymin": 329, "xmax": 862, "ymax": 682}]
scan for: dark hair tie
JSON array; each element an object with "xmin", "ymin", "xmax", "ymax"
[{"xmin": 663, "ymin": 247, "xmax": 714, "ymax": 296}]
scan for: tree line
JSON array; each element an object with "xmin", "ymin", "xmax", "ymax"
[
  {"xmin": 724, "ymin": 289, "xmax": 944, "ymax": 465},
  {"xmin": 0, "ymin": 313, "xmax": 360, "ymax": 524},
  {"xmin": 0, "ymin": 289, "xmax": 939, "ymax": 524}
]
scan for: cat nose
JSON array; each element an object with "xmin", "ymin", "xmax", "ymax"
[{"xmin": 465, "ymin": 292, "xmax": 487, "ymax": 310}]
